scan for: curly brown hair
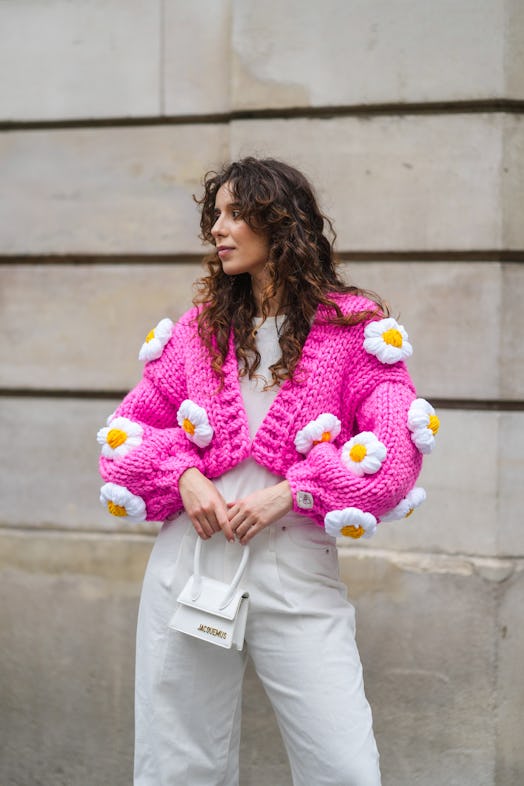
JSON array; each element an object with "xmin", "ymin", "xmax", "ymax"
[{"xmin": 194, "ymin": 157, "xmax": 387, "ymax": 387}]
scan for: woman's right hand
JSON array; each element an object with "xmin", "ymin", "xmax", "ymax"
[{"xmin": 178, "ymin": 467, "xmax": 234, "ymax": 542}]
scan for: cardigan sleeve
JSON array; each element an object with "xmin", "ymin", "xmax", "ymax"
[
  {"xmin": 285, "ymin": 379, "xmax": 423, "ymax": 527},
  {"xmin": 98, "ymin": 314, "xmax": 205, "ymax": 523},
  {"xmin": 282, "ymin": 300, "xmax": 428, "ymax": 534}
]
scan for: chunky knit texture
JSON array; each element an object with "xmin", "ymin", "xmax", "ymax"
[{"xmin": 99, "ymin": 294, "xmax": 423, "ymax": 526}]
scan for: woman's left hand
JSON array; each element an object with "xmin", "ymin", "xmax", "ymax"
[{"xmin": 228, "ymin": 481, "xmax": 293, "ymax": 544}]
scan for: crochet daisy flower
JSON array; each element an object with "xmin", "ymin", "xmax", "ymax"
[
  {"xmin": 407, "ymin": 398, "xmax": 440, "ymax": 454},
  {"xmin": 138, "ymin": 318, "xmax": 174, "ymax": 362},
  {"xmin": 381, "ymin": 487, "xmax": 427, "ymax": 522},
  {"xmin": 294, "ymin": 413, "xmax": 342, "ymax": 455},
  {"xmin": 96, "ymin": 417, "xmax": 144, "ymax": 460},
  {"xmin": 341, "ymin": 431, "xmax": 387, "ymax": 476},
  {"xmin": 100, "ymin": 483, "xmax": 146, "ymax": 522},
  {"xmin": 324, "ymin": 507, "xmax": 378, "ymax": 540},
  {"xmin": 177, "ymin": 400, "xmax": 213, "ymax": 448},
  {"xmin": 363, "ymin": 317, "xmax": 413, "ymax": 364}
]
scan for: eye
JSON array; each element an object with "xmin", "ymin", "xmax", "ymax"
[{"xmin": 231, "ymin": 209, "xmax": 241, "ymax": 219}]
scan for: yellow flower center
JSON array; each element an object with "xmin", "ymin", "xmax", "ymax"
[
  {"xmin": 428, "ymin": 414, "xmax": 440, "ymax": 435},
  {"xmin": 106, "ymin": 428, "xmax": 127, "ymax": 449},
  {"xmin": 382, "ymin": 328, "xmax": 403, "ymax": 348},
  {"xmin": 145, "ymin": 329, "xmax": 155, "ymax": 343},
  {"xmin": 313, "ymin": 431, "xmax": 331, "ymax": 445},
  {"xmin": 405, "ymin": 507, "xmax": 415, "ymax": 518},
  {"xmin": 340, "ymin": 524, "xmax": 365, "ymax": 539},
  {"xmin": 107, "ymin": 501, "xmax": 127, "ymax": 517},
  {"xmin": 349, "ymin": 444, "xmax": 367, "ymax": 462},
  {"xmin": 182, "ymin": 418, "xmax": 196, "ymax": 435}
]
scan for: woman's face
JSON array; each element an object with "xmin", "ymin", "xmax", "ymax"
[{"xmin": 211, "ymin": 183, "xmax": 270, "ymax": 279}]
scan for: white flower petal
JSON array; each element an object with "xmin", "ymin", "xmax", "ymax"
[
  {"xmin": 177, "ymin": 399, "xmax": 213, "ymax": 448},
  {"xmin": 381, "ymin": 486, "xmax": 427, "ymax": 522},
  {"xmin": 192, "ymin": 423, "xmax": 214, "ymax": 449},
  {"xmin": 97, "ymin": 417, "xmax": 143, "ymax": 460},
  {"xmin": 407, "ymin": 398, "xmax": 439, "ymax": 454},
  {"xmin": 410, "ymin": 428, "xmax": 435, "ymax": 455},
  {"xmin": 100, "ymin": 482, "xmax": 146, "ymax": 522},
  {"xmin": 294, "ymin": 413, "xmax": 341, "ymax": 455},
  {"xmin": 324, "ymin": 507, "xmax": 377, "ymax": 540},
  {"xmin": 138, "ymin": 317, "xmax": 174, "ymax": 362},
  {"xmin": 340, "ymin": 431, "xmax": 387, "ymax": 476},
  {"xmin": 363, "ymin": 317, "xmax": 413, "ymax": 364},
  {"xmin": 408, "ymin": 398, "xmax": 433, "ymax": 429}
]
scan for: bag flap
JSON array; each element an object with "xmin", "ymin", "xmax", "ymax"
[{"xmin": 177, "ymin": 575, "xmax": 248, "ymax": 621}]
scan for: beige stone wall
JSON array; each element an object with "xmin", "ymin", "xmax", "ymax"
[{"xmin": 0, "ymin": 2, "xmax": 523, "ymax": 785}]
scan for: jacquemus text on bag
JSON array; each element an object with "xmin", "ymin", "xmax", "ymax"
[{"xmin": 169, "ymin": 540, "xmax": 249, "ymax": 651}]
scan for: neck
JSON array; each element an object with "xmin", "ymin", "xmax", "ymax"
[{"xmin": 251, "ymin": 271, "xmax": 282, "ymax": 317}]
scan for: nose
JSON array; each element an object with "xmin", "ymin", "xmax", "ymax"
[{"xmin": 211, "ymin": 213, "xmax": 226, "ymax": 241}]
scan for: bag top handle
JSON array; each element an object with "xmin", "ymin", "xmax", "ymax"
[{"xmin": 191, "ymin": 538, "xmax": 250, "ymax": 610}]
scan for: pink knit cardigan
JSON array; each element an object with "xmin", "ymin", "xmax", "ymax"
[{"xmin": 99, "ymin": 294, "xmax": 424, "ymax": 528}]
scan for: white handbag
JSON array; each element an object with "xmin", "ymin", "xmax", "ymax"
[{"xmin": 168, "ymin": 538, "xmax": 250, "ymax": 651}]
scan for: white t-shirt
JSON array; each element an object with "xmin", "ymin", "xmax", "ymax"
[{"xmin": 213, "ymin": 316, "xmax": 286, "ymax": 502}]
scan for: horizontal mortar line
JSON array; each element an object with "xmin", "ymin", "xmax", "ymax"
[
  {"xmin": 0, "ymin": 523, "xmax": 157, "ymax": 540},
  {"xmin": 0, "ymin": 388, "xmax": 523, "ymax": 411},
  {"xmin": 1, "ymin": 99, "xmax": 524, "ymax": 131},
  {"xmin": 0, "ymin": 253, "xmax": 205, "ymax": 266},
  {"xmin": 1, "ymin": 251, "xmax": 523, "ymax": 266},
  {"xmin": 341, "ymin": 251, "xmax": 524, "ymax": 263},
  {"xmin": 348, "ymin": 545, "xmax": 524, "ymax": 565},
  {"xmin": 429, "ymin": 399, "xmax": 524, "ymax": 412}
]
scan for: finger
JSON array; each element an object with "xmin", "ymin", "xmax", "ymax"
[
  {"xmin": 215, "ymin": 505, "xmax": 235, "ymax": 541},
  {"xmin": 235, "ymin": 514, "xmax": 258, "ymax": 539},
  {"xmin": 192, "ymin": 521, "xmax": 210, "ymax": 540},
  {"xmin": 229, "ymin": 508, "xmax": 250, "ymax": 531},
  {"xmin": 195, "ymin": 515, "xmax": 214, "ymax": 539},
  {"xmin": 206, "ymin": 514, "xmax": 222, "ymax": 534},
  {"xmin": 218, "ymin": 514, "xmax": 235, "ymax": 543},
  {"xmin": 239, "ymin": 523, "xmax": 258, "ymax": 545},
  {"xmin": 227, "ymin": 504, "xmax": 241, "ymax": 526}
]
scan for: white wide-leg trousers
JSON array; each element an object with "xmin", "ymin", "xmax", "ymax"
[{"xmin": 134, "ymin": 515, "xmax": 381, "ymax": 786}]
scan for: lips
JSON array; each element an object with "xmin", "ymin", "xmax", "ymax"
[{"xmin": 217, "ymin": 246, "xmax": 234, "ymax": 257}]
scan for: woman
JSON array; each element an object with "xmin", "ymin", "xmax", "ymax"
[{"xmin": 98, "ymin": 157, "xmax": 436, "ymax": 785}]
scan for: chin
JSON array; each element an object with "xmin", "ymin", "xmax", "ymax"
[{"xmin": 221, "ymin": 263, "xmax": 246, "ymax": 276}]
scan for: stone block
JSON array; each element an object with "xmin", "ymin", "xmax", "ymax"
[
  {"xmin": 0, "ymin": 263, "xmax": 201, "ymax": 391},
  {"xmin": 0, "ymin": 1, "xmax": 161, "ymax": 121},
  {"xmin": 163, "ymin": 0, "xmax": 231, "ymax": 115},
  {"xmin": 499, "ymin": 265, "xmax": 524, "ymax": 399},
  {"xmin": 0, "ymin": 124, "xmax": 228, "ymax": 255},
  {"xmin": 231, "ymin": 0, "xmax": 518, "ymax": 109},
  {"xmin": 2, "ymin": 116, "xmax": 522, "ymax": 255},
  {"xmin": 346, "ymin": 260, "xmax": 522, "ymax": 401},
  {"xmin": 352, "ymin": 410, "xmax": 524, "ymax": 559},
  {"xmin": 230, "ymin": 114, "xmax": 520, "ymax": 252},
  {"xmin": 506, "ymin": 0, "xmax": 524, "ymax": 99},
  {"xmin": 0, "ymin": 529, "xmax": 146, "ymax": 786},
  {"xmin": 0, "ymin": 396, "xmax": 142, "ymax": 533},
  {"xmin": 495, "ymin": 565, "xmax": 524, "ymax": 785},
  {"xmin": 339, "ymin": 548, "xmax": 501, "ymax": 786},
  {"xmin": 502, "ymin": 117, "xmax": 524, "ymax": 249},
  {"xmin": 497, "ymin": 413, "xmax": 524, "ymax": 556},
  {"xmin": 3, "ymin": 260, "xmax": 523, "ymax": 401}
]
